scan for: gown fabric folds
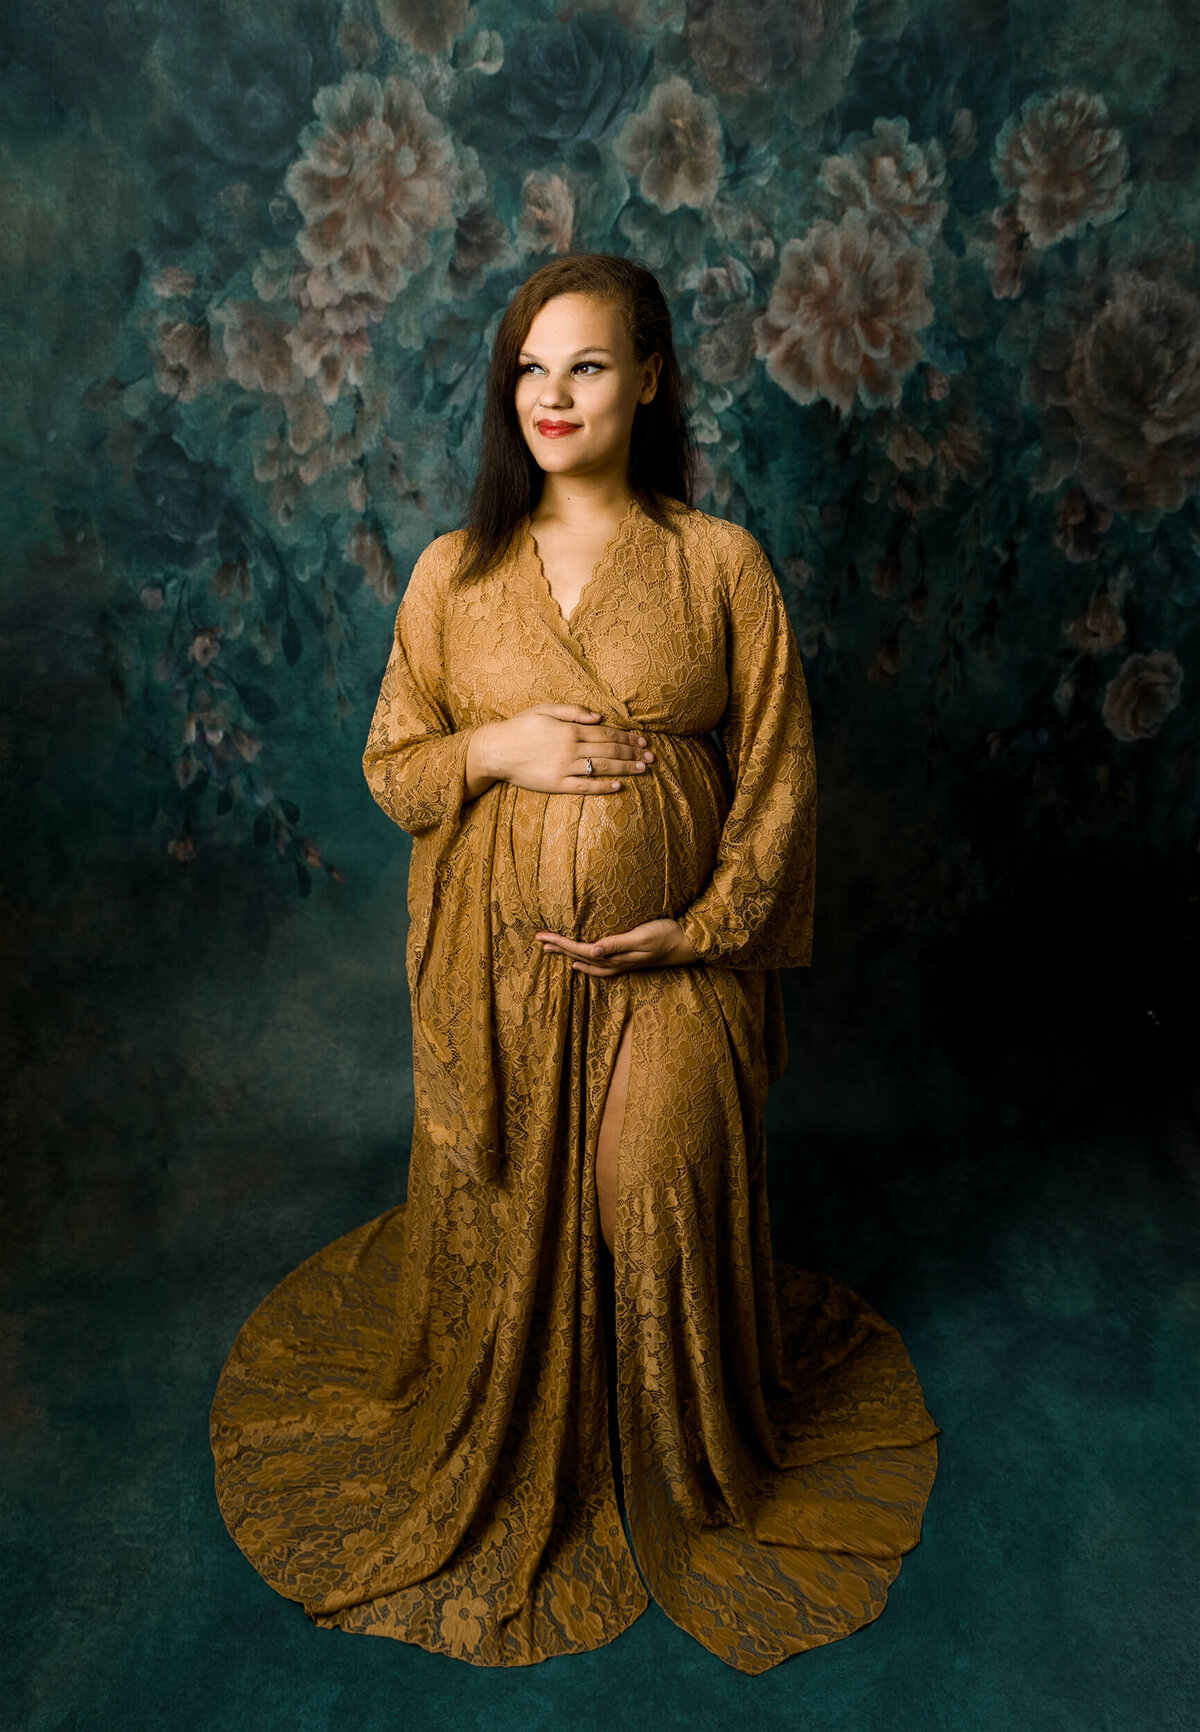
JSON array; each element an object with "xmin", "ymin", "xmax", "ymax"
[{"xmin": 209, "ymin": 498, "xmax": 941, "ymax": 1676}]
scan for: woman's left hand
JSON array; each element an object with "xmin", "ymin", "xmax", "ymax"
[{"xmin": 534, "ymin": 916, "xmax": 699, "ymax": 976}]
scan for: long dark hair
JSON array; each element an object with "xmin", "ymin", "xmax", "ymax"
[{"xmin": 450, "ymin": 253, "xmax": 700, "ymax": 586}]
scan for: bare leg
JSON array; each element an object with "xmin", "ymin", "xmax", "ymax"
[{"xmin": 595, "ymin": 1009, "xmax": 633, "ymax": 1257}]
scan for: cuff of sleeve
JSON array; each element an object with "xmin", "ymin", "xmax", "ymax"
[
  {"xmin": 674, "ymin": 904, "xmax": 722, "ymax": 963},
  {"xmin": 453, "ymin": 723, "xmax": 483, "ymax": 812}
]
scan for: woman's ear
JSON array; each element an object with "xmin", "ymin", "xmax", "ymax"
[{"xmin": 641, "ymin": 352, "xmax": 662, "ymax": 402}]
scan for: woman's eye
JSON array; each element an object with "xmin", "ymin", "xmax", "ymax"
[{"xmin": 518, "ymin": 362, "xmax": 601, "ymax": 375}]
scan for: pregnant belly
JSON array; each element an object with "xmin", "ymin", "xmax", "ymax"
[{"xmin": 505, "ymin": 731, "xmax": 730, "ymax": 941}]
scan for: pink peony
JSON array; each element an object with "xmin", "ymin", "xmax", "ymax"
[
  {"xmin": 754, "ymin": 210, "xmax": 933, "ymax": 416},
  {"xmin": 1101, "ymin": 651, "xmax": 1183, "ymax": 740},
  {"xmin": 993, "ymin": 88, "xmax": 1129, "ymax": 250}
]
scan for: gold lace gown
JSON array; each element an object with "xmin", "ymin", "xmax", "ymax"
[{"xmin": 209, "ymin": 498, "xmax": 941, "ymax": 1675}]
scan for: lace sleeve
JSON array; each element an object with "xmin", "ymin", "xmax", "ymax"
[
  {"xmin": 675, "ymin": 526, "xmax": 817, "ymax": 970},
  {"xmin": 361, "ymin": 536, "xmax": 479, "ymax": 838}
]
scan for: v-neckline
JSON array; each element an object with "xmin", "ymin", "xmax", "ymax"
[{"xmin": 524, "ymin": 497, "xmax": 639, "ymax": 636}]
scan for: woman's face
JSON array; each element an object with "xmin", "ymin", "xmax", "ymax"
[{"xmin": 514, "ymin": 293, "xmax": 660, "ymax": 486}]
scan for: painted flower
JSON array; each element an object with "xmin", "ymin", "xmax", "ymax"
[
  {"xmin": 347, "ymin": 522, "xmax": 398, "ymax": 604},
  {"xmin": 376, "ymin": 0, "xmax": 469, "ymax": 58},
  {"xmin": 1066, "ymin": 591, "xmax": 1125, "ymax": 653},
  {"xmin": 150, "ymin": 267, "xmax": 197, "ymax": 299},
  {"xmin": 948, "ymin": 107, "xmax": 977, "ymax": 159},
  {"xmin": 614, "ymin": 76, "xmax": 723, "ymax": 213},
  {"xmin": 684, "ymin": 0, "xmax": 857, "ymax": 122},
  {"xmin": 1054, "ymin": 488, "xmax": 1114, "ymax": 562},
  {"xmin": 697, "ymin": 313, "xmax": 758, "ymax": 385},
  {"xmin": 690, "ymin": 253, "xmax": 754, "ymax": 325},
  {"xmin": 1033, "ymin": 273, "xmax": 1200, "ymax": 514},
  {"xmin": 754, "ymin": 209, "xmax": 934, "ymax": 416},
  {"xmin": 688, "ymin": 254, "xmax": 759, "ymax": 385},
  {"xmin": 210, "ymin": 564, "xmax": 251, "ymax": 606},
  {"xmin": 211, "ymin": 301, "xmax": 298, "ymax": 396},
  {"xmin": 993, "ymin": 88, "xmax": 1129, "ymax": 249},
  {"xmin": 1101, "ymin": 651, "xmax": 1183, "ymax": 740},
  {"xmin": 518, "ymin": 170, "xmax": 575, "ymax": 255},
  {"xmin": 337, "ymin": 17, "xmax": 379, "ymax": 68},
  {"xmin": 152, "ymin": 320, "xmax": 224, "ymax": 401},
  {"xmin": 887, "ymin": 422, "xmax": 934, "ymax": 472},
  {"xmin": 287, "ymin": 301, "xmax": 375, "ymax": 405},
  {"xmin": 986, "ymin": 202, "xmax": 1033, "ymax": 301},
  {"xmin": 821, "ymin": 117, "xmax": 949, "ymax": 244},
  {"xmin": 492, "ymin": 12, "xmax": 643, "ymax": 148},
  {"xmin": 449, "ymin": 200, "xmax": 511, "ymax": 293},
  {"xmin": 711, "ymin": 194, "xmax": 777, "ymax": 272},
  {"xmin": 285, "ymin": 74, "xmax": 459, "ymax": 303},
  {"xmin": 282, "ymin": 392, "xmax": 330, "ymax": 458}
]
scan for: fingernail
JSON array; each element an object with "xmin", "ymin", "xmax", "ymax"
[{"xmin": 637, "ymin": 736, "xmax": 646, "ymax": 745}]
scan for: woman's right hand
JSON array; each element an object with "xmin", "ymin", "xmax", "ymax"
[{"xmin": 470, "ymin": 704, "xmax": 654, "ymax": 797}]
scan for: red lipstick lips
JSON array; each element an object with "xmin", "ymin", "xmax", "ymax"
[{"xmin": 536, "ymin": 420, "xmax": 581, "ymax": 436}]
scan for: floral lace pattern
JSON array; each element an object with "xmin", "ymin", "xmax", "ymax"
[{"xmin": 210, "ymin": 501, "xmax": 940, "ymax": 1673}]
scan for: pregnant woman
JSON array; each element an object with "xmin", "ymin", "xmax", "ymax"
[{"xmin": 210, "ymin": 253, "xmax": 940, "ymax": 1676}]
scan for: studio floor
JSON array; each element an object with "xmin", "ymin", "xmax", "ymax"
[{"xmin": 4, "ymin": 866, "xmax": 1196, "ymax": 1732}]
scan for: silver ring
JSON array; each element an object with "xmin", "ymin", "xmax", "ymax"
[{"xmin": 585, "ymin": 757, "xmax": 593, "ymax": 777}]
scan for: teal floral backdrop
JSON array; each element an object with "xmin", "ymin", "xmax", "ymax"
[{"xmin": 3, "ymin": 0, "xmax": 1196, "ymax": 1002}]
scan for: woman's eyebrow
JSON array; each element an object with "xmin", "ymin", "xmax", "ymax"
[{"xmin": 518, "ymin": 347, "xmax": 615, "ymax": 360}]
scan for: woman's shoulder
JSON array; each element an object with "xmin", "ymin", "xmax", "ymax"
[
  {"xmin": 417, "ymin": 526, "xmax": 471, "ymax": 570},
  {"xmin": 670, "ymin": 503, "xmax": 771, "ymax": 572},
  {"xmin": 404, "ymin": 527, "xmax": 472, "ymax": 599}
]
